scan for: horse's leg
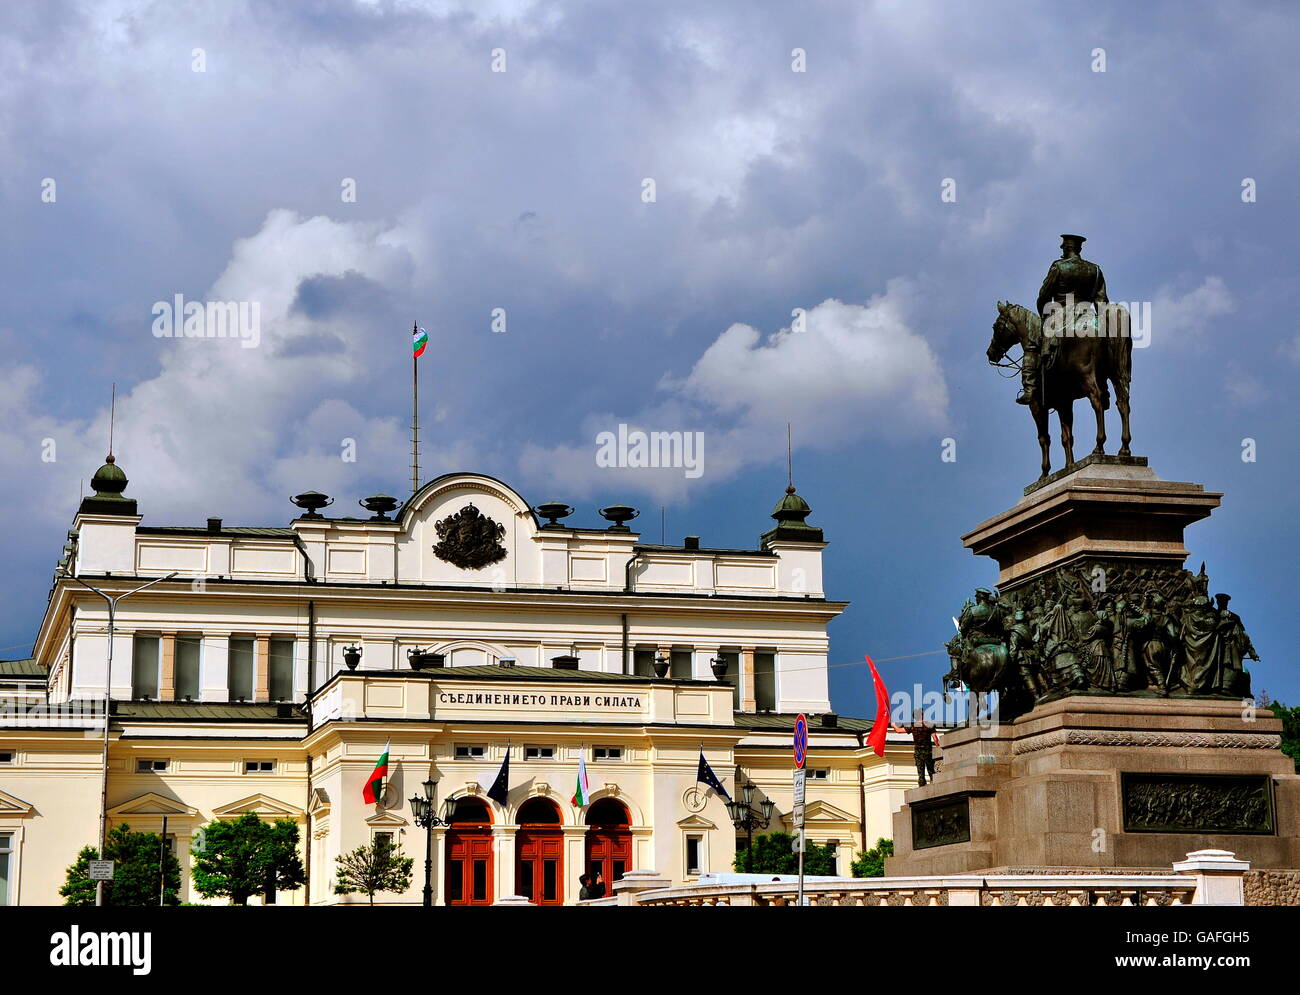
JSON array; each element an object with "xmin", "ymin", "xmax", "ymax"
[
  {"xmin": 1086, "ymin": 377, "xmax": 1107, "ymax": 456},
  {"xmin": 1059, "ymin": 402, "xmax": 1076, "ymax": 467},
  {"xmin": 1111, "ymin": 352, "xmax": 1132, "ymax": 457},
  {"xmin": 1115, "ymin": 380, "xmax": 1132, "ymax": 456},
  {"xmin": 1031, "ymin": 401, "xmax": 1051, "ymax": 478}
]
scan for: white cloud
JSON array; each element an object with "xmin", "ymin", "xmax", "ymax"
[
  {"xmin": 519, "ymin": 280, "xmax": 949, "ymax": 500},
  {"xmin": 1151, "ymin": 276, "xmax": 1235, "ymax": 346},
  {"xmin": 0, "ymin": 210, "xmax": 449, "ymax": 527}
]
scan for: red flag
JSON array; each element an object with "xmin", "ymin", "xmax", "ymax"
[{"xmin": 865, "ymin": 655, "xmax": 891, "ymax": 757}]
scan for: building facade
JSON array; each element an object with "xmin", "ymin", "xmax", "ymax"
[{"xmin": 0, "ymin": 458, "xmax": 914, "ymax": 905}]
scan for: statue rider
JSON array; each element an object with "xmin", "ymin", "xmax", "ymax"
[{"xmin": 1018, "ymin": 234, "xmax": 1111, "ymax": 405}]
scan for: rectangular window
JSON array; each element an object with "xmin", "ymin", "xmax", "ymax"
[
  {"xmin": 136, "ymin": 759, "xmax": 168, "ymax": 773},
  {"xmin": 685, "ymin": 835, "xmax": 703, "ymax": 876},
  {"xmin": 632, "ymin": 648, "xmax": 655, "ymax": 678},
  {"xmin": 542, "ymin": 859, "xmax": 557, "ymax": 902},
  {"xmin": 754, "ymin": 651, "xmax": 777, "ymax": 712},
  {"xmin": 244, "ymin": 760, "xmax": 275, "ymax": 773},
  {"xmin": 670, "ymin": 649, "xmax": 693, "ymax": 680},
  {"xmin": 268, "ymin": 637, "xmax": 295, "ymax": 702},
  {"xmin": 808, "ymin": 768, "xmax": 830, "ymax": 780},
  {"xmin": 592, "ymin": 746, "xmax": 623, "ymax": 761},
  {"xmin": 229, "ymin": 637, "xmax": 255, "ymax": 702},
  {"xmin": 454, "ymin": 745, "xmax": 486, "ymax": 759},
  {"xmin": 524, "ymin": 746, "xmax": 555, "ymax": 760},
  {"xmin": 176, "ymin": 635, "xmax": 202, "ymax": 701},
  {"xmin": 0, "ymin": 832, "xmax": 12, "ymax": 906},
  {"xmin": 447, "ymin": 859, "xmax": 464, "ymax": 903},
  {"xmin": 0, "ymin": 752, "xmax": 13, "ymax": 764},
  {"xmin": 131, "ymin": 634, "xmax": 160, "ymax": 700},
  {"xmin": 472, "ymin": 859, "xmax": 488, "ymax": 902},
  {"xmin": 373, "ymin": 831, "xmax": 393, "ymax": 848},
  {"xmin": 826, "ymin": 840, "xmax": 839, "ymax": 876}
]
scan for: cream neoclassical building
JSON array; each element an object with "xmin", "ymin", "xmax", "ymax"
[{"xmin": 0, "ymin": 455, "xmax": 915, "ymax": 906}]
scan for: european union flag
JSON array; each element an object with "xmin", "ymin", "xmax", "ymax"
[
  {"xmin": 486, "ymin": 752, "xmax": 510, "ymax": 807},
  {"xmin": 696, "ymin": 751, "xmax": 731, "ymax": 800}
]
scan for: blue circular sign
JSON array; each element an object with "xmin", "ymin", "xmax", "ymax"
[{"xmin": 793, "ymin": 713, "xmax": 808, "ymax": 768}]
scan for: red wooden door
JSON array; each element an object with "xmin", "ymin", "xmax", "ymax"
[
  {"xmin": 584, "ymin": 828, "xmax": 631, "ymax": 893},
  {"xmin": 515, "ymin": 830, "xmax": 564, "ymax": 906},
  {"xmin": 445, "ymin": 830, "xmax": 493, "ymax": 906}
]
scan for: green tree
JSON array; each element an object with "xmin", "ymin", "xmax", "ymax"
[
  {"xmin": 731, "ymin": 832, "xmax": 837, "ymax": 875},
  {"xmin": 60, "ymin": 823, "xmax": 182, "ymax": 906},
  {"xmin": 851, "ymin": 837, "xmax": 895, "ymax": 877},
  {"xmin": 190, "ymin": 812, "xmax": 306, "ymax": 906},
  {"xmin": 1267, "ymin": 700, "xmax": 1300, "ymax": 773},
  {"xmin": 334, "ymin": 836, "xmax": 414, "ymax": 905}
]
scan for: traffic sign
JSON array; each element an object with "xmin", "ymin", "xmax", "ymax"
[
  {"xmin": 88, "ymin": 860, "xmax": 114, "ymax": 881},
  {"xmin": 793, "ymin": 713, "xmax": 808, "ymax": 769}
]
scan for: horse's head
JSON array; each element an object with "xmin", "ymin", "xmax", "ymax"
[{"xmin": 988, "ymin": 300, "xmax": 1020, "ymax": 364}]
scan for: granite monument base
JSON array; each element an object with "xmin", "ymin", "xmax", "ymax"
[{"xmin": 887, "ymin": 696, "xmax": 1300, "ymax": 875}]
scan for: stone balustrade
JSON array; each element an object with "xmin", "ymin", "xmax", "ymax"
[{"xmin": 583, "ymin": 851, "xmax": 1245, "ymax": 907}]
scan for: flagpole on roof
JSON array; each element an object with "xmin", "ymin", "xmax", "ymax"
[{"xmin": 411, "ymin": 322, "xmax": 420, "ymax": 495}]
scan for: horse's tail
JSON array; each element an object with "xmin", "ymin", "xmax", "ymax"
[{"xmin": 1104, "ymin": 308, "xmax": 1133, "ymax": 402}]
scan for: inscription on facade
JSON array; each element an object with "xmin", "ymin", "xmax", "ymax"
[
  {"xmin": 1121, "ymin": 772, "xmax": 1274, "ymax": 835},
  {"xmin": 912, "ymin": 796, "xmax": 971, "ymax": 849},
  {"xmin": 436, "ymin": 691, "xmax": 642, "ymax": 709}
]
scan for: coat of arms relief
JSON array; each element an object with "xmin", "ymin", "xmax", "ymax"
[{"xmin": 432, "ymin": 503, "xmax": 507, "ymax": 570}]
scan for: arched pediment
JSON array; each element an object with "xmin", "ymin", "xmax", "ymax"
[
  {"xmin": 398, "ymin": 472, "xmax": 538, "ymax": 531},
  {"xmin": 394, "ymin": 473, "xmax": 543, "ymax": 587}
]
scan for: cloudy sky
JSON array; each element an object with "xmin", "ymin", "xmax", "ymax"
[{"xmin": 2, "ymin": 0, "xmax": 1296, "ymax": 713}]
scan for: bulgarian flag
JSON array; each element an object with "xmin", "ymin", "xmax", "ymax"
[
  {"xmin": 571, "ymin": 752, "xmax": 591, "ymax": 807},
  {"xmin": 412, "ymin": 326, "xmax": 428, "ymax": 359},
  {"xmin": 362, "ymin": 739, "xmax": 390, "ymax": 804}
]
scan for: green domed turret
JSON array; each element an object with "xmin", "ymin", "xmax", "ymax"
[
  {"xmin": 761, "ymin": 484, "xmax": 824, "ymax": 546},
  {"xmin": 79, "ymin": 453, "xmax": 138, "ymax": 516}
]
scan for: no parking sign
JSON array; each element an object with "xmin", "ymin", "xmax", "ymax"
[{"xmin": 793, "ymin": 713, "xmax": 808, "ymax": 769}]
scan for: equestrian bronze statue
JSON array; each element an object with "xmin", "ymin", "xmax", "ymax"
[{"xmin": 987, "ymin": 234, "xmax": 1133, "ymax": 478}]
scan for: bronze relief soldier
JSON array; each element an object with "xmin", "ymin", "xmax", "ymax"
[{"xmin": 1213, "ymin": 593, "xmax": 1257, "ymax": 697}]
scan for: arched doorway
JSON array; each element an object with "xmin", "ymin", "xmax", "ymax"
[
  {"xmin": 584, "ymin": 798, "xmax": 631, "ymax": 895},
  {"xmin": 515, "ymin": 797, "xmax": 563, "ymax": 906},
  {"xmin": 444, "ymin": 797, "xmax": 493, "ymax": 906}
]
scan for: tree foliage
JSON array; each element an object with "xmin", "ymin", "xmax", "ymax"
[
  {"xmin": 334, "ymin": 836, "xmax": 414, "ymax": 904},
  {"xmin": 190, "ymin": 811, "xmax": 306, "ymax": 905},
  {"xmin": 732, "ymin": 832, "xmax": 837, "ymax": 875},
  {"xmin": 851, "ymin": 837, "xmax": 895, "ymax": 878},
  {"xmin": 60, "ymin": 823, "xmax": 182, "ymax": 906},
  {"xmin": 1269, "ymin": 700, "xmax": 1300, "ymax": 773}
]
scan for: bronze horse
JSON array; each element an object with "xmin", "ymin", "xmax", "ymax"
[{"xmin": 988, "ymin": 302, "xmax": 1132, "ymax": 478}]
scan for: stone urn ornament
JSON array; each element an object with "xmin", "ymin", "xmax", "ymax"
[
  {"xmin": 407, "ymin": 647, "xmax": 445, "ymax": 670},
  {"xmin": 710, "ymin": 656, "xmax": 729, "ymax": 680},
  {"xmin": 653, "ymin": 655, "xmax": 671, "ymax": 678},
  {"xmin": 342, "ymin": 645, "xmax": 362, "ymax": 671}
]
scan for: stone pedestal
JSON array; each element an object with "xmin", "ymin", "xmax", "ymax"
[
  {"xmin": 962, "ymin": 455, "xmax": 1220, "ymax": 591},
  {"xmin": 888, "ymin": 696, "xmax": 1300, "ymax": 874},
  {"xmin": 889, "ymin": 456, "xmax": 1298, "ymax": 875}
]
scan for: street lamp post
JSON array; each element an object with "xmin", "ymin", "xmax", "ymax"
[
  {"xmin": 409, "ymin": 778, "xmax": 455, "ymax": 907},
  {"xmin": 726, "ymin": 781, "xmax": 776, "ymax": 873},
  {"xmin": 63, "ymin": 569, "xmax": 178, "ymax": 907}
]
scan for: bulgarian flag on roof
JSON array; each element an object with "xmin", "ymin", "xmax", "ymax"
[
  {"xmin": 571, "ymin": 752, "xmax": 591, "ymax": 807},
  {"xmin": 412, "ymin": 326, "xmax": 428, "ymax": 359},
  {"xmin": 362, "ymin": 739, "xmax": 390, "ymax": 804}
]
